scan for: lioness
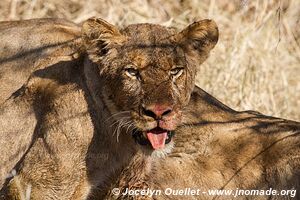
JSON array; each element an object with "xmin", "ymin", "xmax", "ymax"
[
  {"xmin": 0, "ymin": 17, "xmax": 299, "ymax": 200},
  {"xmin": 0, "ymin": 17, "xmax": 218, "ymax": 199}
]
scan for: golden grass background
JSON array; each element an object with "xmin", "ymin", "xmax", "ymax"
[{"xmin": 0, "ymin": 0, "xmax": 299, "ymax": 120}]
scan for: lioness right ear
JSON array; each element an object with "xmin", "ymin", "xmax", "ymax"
[
  {"xmin": 175, "ymin": 19, "xmax": 219, "ymax": 64},
  {"xmin": 82, "ymin": 17, "xmax": 125, "ymax": 62}
]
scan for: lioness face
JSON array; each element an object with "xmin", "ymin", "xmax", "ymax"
[{"xmin": 83, "ymin": 18, "xmax": 218, "ymax": 150}]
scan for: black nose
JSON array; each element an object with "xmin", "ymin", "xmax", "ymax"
[{"xmin": 141, "ymin": 104, "xmax": 173, "ymax": 119}]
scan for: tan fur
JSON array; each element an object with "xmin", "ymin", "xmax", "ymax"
[
  {"xmin": 103, "ymin": 87, "xmax": 300, "ymax": 200},
  {"xmin": 0, "ymin": 18, "xmax": 82, "ymax": 190},
  {"xmin": 0, "ymin": 17, "xmax": 299, "ymax": 200},
  {"xmin": 0, "ymin": 17, "xmax": 218, "ymax": 199},
  {"xmin": 0, "ymin": 18, "xmax": 81, "ymax": 105}
]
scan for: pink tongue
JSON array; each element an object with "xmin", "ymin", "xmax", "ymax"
[{"xmin": 146, "ymin": 131, "xmax": 167, "ymax": 150}]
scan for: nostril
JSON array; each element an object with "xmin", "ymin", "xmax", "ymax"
[
  {"xmin": 141, "ymin": 105, "xmax": 173, "ymax": 119},
  {"xmin": 162, "ymin": 109, "xmax": 172, "ymax": 116},
  {"xmin": 142, "ymin": 107, "xmax": 157, "ymax": 119}
]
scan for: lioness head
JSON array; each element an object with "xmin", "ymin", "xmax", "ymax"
[{"xmin": 82, "ymin": 18, "xmax": 218, "ymax": 151}]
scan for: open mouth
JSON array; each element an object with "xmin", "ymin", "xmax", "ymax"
[{"xmin": 132, "ymin": 127, "xmax": 175, "ymax": 150}]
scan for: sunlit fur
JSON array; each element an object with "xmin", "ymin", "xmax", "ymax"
[
  {"xmin": 0, "ymin": 17, "xmax": 218, "ymax": 199},
  {"xmin": 103, "ymin": 87, "xmax": 300, "ymax": 200},
  {"xmin": 83, "ymin": 17, "xmax": 218, "ymax": 150}
]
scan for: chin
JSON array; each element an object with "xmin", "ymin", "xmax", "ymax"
[{"xmin": 150, "ymin": 141, "xmax": 174, "ymax": 158}]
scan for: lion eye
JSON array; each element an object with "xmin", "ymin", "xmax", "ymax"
[
  {"xmin": 170, "ymin": 67, "xmax": 184, "ymax": 77},
  {"xmin": 125, "ymin": 67, "xmax": 140, "ymax": 79}
]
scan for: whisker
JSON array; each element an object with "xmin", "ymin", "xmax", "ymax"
[
  {"xmin": 107, "ymin": 114, "xmax": 136, "ymax": 143},
  {"xmin": 116, "ymin": 118, "xmax": 127, "ymax": 142},
  {"xmin": 104, "ymin": 111, "xmax": 131, "ymax": 123},
  {"xmin": 126, "ymin": 123, "xmax": 135, "ymax": 134},
  {"xmin": 109, "ymin": 117, "xmax": 130, "ymax": 128}
]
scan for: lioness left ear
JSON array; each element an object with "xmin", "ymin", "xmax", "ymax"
[
  {"xmin": 175, "ymin": 19, "xmax": 219, "ymax": 64},
  {"xmin": 82, "ymin": 17, "xmax": 126, "ymax": 62}
]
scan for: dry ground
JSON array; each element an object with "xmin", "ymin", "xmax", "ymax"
[{"xmin": 0, "ymin": 0, "xmax": 299, "ymax": 120}]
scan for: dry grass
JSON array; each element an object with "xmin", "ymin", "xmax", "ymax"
[{"xmin": 0, "ymin": 0, "xmax": 299, "ymax": 120}]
